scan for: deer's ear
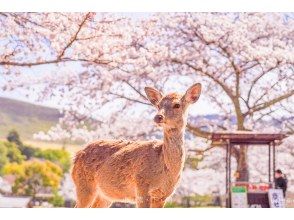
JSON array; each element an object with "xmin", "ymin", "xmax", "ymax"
[
  {"xmin": 145, "ymin": 87, "xmax": 163, "ymax": 106},
  {"xmin": 182, "ymin": 83, "xmax": 202, "ymax": 104}
]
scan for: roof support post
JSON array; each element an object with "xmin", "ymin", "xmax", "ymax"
[
  {"xmin": 228, "ymin": 141, "xmax": 232, "ymax": 208},
  {"xmin": 273, "ymin": 141, "xmax": 276, "ymax": 187},
  {"xmin": 268, "ymin": 142, "xmax": 271, "ymax": 184},
  {"xmin": 225, "ymin": 139, "xmax": 229, "ymax": 208}
]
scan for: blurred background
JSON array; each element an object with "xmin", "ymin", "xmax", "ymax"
[{"xmin": 0, "ymin": 12, "xmax": 293, "ymax": 207}]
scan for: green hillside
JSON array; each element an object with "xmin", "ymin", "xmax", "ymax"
[{"xmin": 0, "ymin": 97, "xmax": 61, "ymax": 140}]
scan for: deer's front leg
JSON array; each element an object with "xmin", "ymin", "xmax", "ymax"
[
  {"xmin": 151, "ymin": 197, "xmax": 166, "ymax": 208},
  {"xmin": 136, "ymin": 188, "xmax": 151, "ymax": 208},
  {"xmin": 136, "ymin": 195, "xmax": 151, "ymax": 208}
]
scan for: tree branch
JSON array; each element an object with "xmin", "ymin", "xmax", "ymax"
[
  {"xmin": 58, "ymin": 13, "xmax": 91, "ymax": 59},
  {"xmin": 173, "ymin": 60, "xmax": 235, "ymax": 101},
  {"xmin": 186, "ymin": 123, "xmax": 212, "ymax": 139},
  {"xmin": 109, "ymin": 92, "xmax": 151, "ymax": 106},
  {"xmin": 122, "ymin": 80, "xmax": 148, "ymax": 101},
  {"xmin": 245, "ymin": 90, "xmax": 294, "ymax": 116},
  {"xmin": 246, "ymin": 62, "xmax": 286, "ymax": 104},
  {"xmin": 0, "ymin": 57, "xmax": 112, "ymax": 67}
]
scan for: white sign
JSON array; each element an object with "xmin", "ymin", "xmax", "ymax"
[
  {"xmin": 232, "ymin": 193, "xmax": 248, "ymax": 208},
  {"xmin": 268, "ymin": 189, "xmax": 285, "ymax": 208},
  {"xmin": 231, "ymin": 187, "xmax": 248, "ymax": 208}
]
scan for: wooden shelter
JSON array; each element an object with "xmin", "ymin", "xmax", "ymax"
[{"xmin": 211, "ymin": 131, "xmax": 287, "ymax": 208}]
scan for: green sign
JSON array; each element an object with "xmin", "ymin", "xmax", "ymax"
[{"xmin": 232, "ymin": 186, "xmax": 247, "ymax": 193}]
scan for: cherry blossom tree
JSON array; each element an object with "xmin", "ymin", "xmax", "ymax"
[
  {"xmin": 127, "ymin": 13, "xmax": 294, "ymax": 181},
  {"xmin": 1, "ymin": 13, "xmax": 293, "ymax": 182},
  {"xmin": 0, "ymin": 12, "xmax": 161, "ymax": 143}
]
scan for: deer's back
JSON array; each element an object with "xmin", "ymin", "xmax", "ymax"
[{"xmin": 73, "ymin": 139, "xmax": 163, "ymax": 167}]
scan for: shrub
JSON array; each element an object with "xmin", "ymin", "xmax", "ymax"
[
  {"xmin": 0, "ymin": 143, "xmax": 9, "ymax": 173},
  {"xmin": 49, "ymin": 191, "xmax": 65, "ymax": 207},
  {"xmin": 7, "ymin": 129, "xmax": 23, "ymax": 147},
  {"xmin": 164, "ymin": 201, "xmax": 182, "ymax": 208},
  {"xmin": 35, "ymin": 149, "xmax": 71, "ymax": 172},
  {"xmin": 0, "ymin": 141, "xmax": 25, "ymax": 173},
  {"xmin": 20, "ymin": 145, "xmax": 41, "ymax": 159},
  {"xmin": 3, "ymin": 160, "xmax": 63, "ymax": 197},
  {"xmin": 4, "ymin": 142, "xmax": 25, "ymax": 163}
]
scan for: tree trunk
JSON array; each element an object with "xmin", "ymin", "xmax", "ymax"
[
  {"xmin": 235, "ymin": 109, "xmax": 249, "ymax": 182},
  {"xmin": 236, "ymin": 145, "xmax": 249, "ymax": 182}
]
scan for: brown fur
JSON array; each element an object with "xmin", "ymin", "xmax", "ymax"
[{"xmin": 71, "ymin": 83, "xmax": 202, "ymax": 208}]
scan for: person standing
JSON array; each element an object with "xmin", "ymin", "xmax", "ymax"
[{"xmin": 274, "ymin": 169, "xmax": 287, "ymax": 197}]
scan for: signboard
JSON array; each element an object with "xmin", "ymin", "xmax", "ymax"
[
  {"xmin": 268, "ymin": 189, "xmax": 285, "ymax": 208},
  {"xmin": 231, "ymin": 186, "xmax": 248, "ymax": 208}
]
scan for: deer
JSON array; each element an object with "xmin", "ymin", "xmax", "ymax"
[{"xmin": 71, "ymin": 83, "xmax": 202, "ymax": 208}]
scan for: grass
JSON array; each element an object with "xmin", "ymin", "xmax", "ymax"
[
  {"xmin": 24, "ymin": 140, "xmax": 82, "ymax": 155},
  {"xmin": 0, "ymin": 138, "xmax": 82, "ymax": 156}
]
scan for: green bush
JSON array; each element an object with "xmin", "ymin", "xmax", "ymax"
[
  {"xmin": 7, "ymin": 129, "xmax": 23, "ymax": 147},
  {"xmin": 49, "ymin": 191, "xmax": 65, "ymax": 207},
  {"xmin": 166, "ymin": 194, "xmax": 215, "ymax": 208},
  {"xmin": 6, "ymin": 129, "xmax": 39, "ymax": 160},
  {"xmin": 181, "ymin": 194, "xmax": 214, "ymax": 207},
  {"xmin": 5, "ymin": 129, "xmax": 71, "ymax": 172},
  {"xmin": 190, "ymin": 194, "xmax": 213, "ymax": 207},
  {"xmin": 20, "ymin": 145, "xmax": 41, "ymax": 159},
  {"xmin": 3, "ymin": 160, "xmax": 63, "ymax": 197},
  {"xmin": 0, "ymin": 141, "xmax": 25, "ymax": 173},
  {"xmin": 35, "ymin": 149, "xmax": 71, "ymax": 172},
  {"xmin": 5, "ymin": 142, "xmax": 25, "ymax": 163},
  {"xmin": 0, "ymin": 143, "xmax": 9, "ymax": 173},
  {"xmin": 164, "ymin": 202, "xmax": 182, "ymax": 208}
]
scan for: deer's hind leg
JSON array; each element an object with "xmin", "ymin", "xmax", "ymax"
[
  {"xmin": 91, "ymin": 195, "xmax": 112, "ymax": 208},
  {"xmin": 72, "ymin": 169, "xmax": 97, "ymax": 208},
  {"xmin": 74, "ymin": 184, "xmax": 97, "ymax": 208}
]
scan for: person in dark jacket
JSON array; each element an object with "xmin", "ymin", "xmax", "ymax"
[{"xmin": 274, "ymin": 169, "xmax": 287, "ymax": 197}]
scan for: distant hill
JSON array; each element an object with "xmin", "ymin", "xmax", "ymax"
[{"xmin": 0, "ymin": 97, "xmax": 61, "ymax": 140}]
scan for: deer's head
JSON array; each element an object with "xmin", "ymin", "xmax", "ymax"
[{"xmin": 145, "ymin": 83, "xmax": 202, "ymax": 130}]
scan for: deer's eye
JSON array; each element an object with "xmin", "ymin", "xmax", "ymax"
[{"xmin": 173, "ymin": 103, "xmax": 181, "ymax": 109}]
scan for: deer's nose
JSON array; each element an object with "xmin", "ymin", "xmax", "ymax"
[{"xmin": 154, "ymin": 114, "xmax": 164, "ymax": 123}]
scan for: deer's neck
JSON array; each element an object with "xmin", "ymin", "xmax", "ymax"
[{"xmin": 162, "ymin": 127, "xmax": 185, "ymax": 179}]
